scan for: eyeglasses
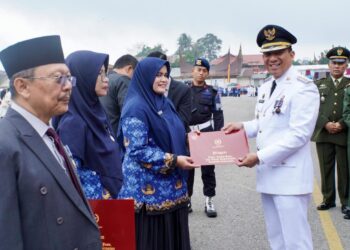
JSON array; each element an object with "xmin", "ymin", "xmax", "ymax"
[
  {"xmin": 98, "ymin": 72, "xmax": 109, "ymax": 82},
  {"xmin": 24, "ymin": 75, "xmax": 76, "ymax": 87}
]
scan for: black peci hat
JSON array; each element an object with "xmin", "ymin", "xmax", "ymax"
[
  {"xmin": 194, "ymin": 57, "xmax": 210, "ymax": 71},
  {"xmin": 0, "ymin": 35, "xmax": 65, "ymax": 78},
  {"xmin": 257, "ymin": 24, "xmax": 297, "ymax": 53},
  {"xmin": 326, "ymin": 46, "xmax": 350, "ymax": 63}
]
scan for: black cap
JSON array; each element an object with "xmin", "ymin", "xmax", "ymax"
[
  {"xmin": 0, "ymin": 35, "xmax": 65, "ymax": 78},
  {"xmin": 257, "ymin": 24, "xmax": 297, "ymax": 52},
  {"xmin": 194, "ymin": 57, "xmax": 210, "ymax": 71},
  {"xmin": 326, "ymin": 47, "xmax": 350, "ymax": 63}
]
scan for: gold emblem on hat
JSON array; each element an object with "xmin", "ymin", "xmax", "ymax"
[
  {"xmin": 337, "ymin": 48, "xmax": 343, "ymax": 56},
  {"xmin": 264, "ymin": 28, "xmax": 276, "ymax": 41},
  {"xmin": 196, "ymin": 59, "xmax": 202, "ymax": 65}
]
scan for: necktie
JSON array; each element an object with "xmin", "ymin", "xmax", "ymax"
[
  {"xmin": 335, "ymin": 79, "xmax": 339, "ymax": 87},
  {"xmin": 46, "ymin": 128, "xmax": 84, "ymax": 198},
  {"xmin": 270, "ymin": 80, "xmax": 277, "ymax": 97}
]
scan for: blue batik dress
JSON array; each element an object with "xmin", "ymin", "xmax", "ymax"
[{"xmin": 118, "ymin": 117, "xmax": 189, "ymax": 213}]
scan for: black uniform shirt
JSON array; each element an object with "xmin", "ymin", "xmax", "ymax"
[{"xmin": 189, "ymin": 82, "xmax": 224, "ymax": 131}]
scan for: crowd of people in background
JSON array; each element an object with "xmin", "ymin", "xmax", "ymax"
[
  {"xmin": 1, "ymin": 23, "xmax": 350, "ymax": 250},
  {"xmin": 0, "ymin": 88, "xmax": 10, "ymax": 117}
]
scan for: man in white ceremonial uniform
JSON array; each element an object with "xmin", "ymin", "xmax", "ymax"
[{"xmin": 223, "ymin": 24, "xmax": 319, "ymax": 250}]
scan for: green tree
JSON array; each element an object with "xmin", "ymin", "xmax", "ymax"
[
  {"xmin": 135, "ymin": 44, "xmax": 168, "ymax": 58},
  {"xmin": 318, "ymin": 51, "xmax": 329, "ymax": 64},
  {"xmin": 293, "ymin": 58, "xmax": 314, "ymax": 65},
  {"xmin": 175, "ymin": 33, "xmax": 223, "ymax": 63},
  {"xmin": 292, "ymin": 60, "xmax": 302, "ymax": 65},
  {"xmin": 176, "ymin": 33, "xmax": 195, "ymax": 63},
  {"xmin": 195, "ymin": 33, "xmax": 222, "ymax": 61},
  {"xmin": 177, "ymin": 33, "xmax": 192, "ymax": 54}
]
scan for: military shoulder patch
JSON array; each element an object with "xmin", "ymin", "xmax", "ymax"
[{"xmin": 184, "ymin": 80, "xmax": 192, "ymax": 86}]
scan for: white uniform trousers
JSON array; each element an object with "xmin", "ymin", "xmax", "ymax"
[{"xmin": 261, "ymin": 193, "xmax": 313, "ymax": 250}]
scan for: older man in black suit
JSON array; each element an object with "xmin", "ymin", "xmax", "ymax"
[{"xmin": 0, "ymin": 36, "xmax": 102, "ymax": 249}]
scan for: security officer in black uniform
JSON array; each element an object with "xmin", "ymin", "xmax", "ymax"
[{"xmin": 187, "ymin": 58, "xmax": 224, "ymax": 217}]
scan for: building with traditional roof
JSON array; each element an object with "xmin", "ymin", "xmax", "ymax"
[{"xmin": 178, "ymin": 46, "xmax": 266, "ymax": 87}]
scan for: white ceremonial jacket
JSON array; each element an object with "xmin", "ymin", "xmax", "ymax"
[{"xmin": 243, "ymin": 67, "xmax": 320, "ymax": 195}]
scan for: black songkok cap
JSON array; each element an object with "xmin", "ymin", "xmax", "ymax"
[
  {"xmin": 194, "ymin": 57, "xmax": 210, "ymax": 71},
  {"xmin": 256, "ymin": 24, "xmax": 297, "ymax": 53},
  {"xmin": 326, "ymin": 46, "xmax": 350, "ymax": 63},
  {"xmin": 0, "ymin": 35, "xmax": 65, "ymax": 78}
]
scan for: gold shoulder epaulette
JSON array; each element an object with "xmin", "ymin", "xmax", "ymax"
[
  {"xmin": 264, "ymin": 76, "xmax": 272, "ymax": 83},
  {"xmin": 297, "ymin": 76, "xmax": 313, "ymax": 84},
  {"xmin": 315, "ymin": 77, "xmax": 326, "ymax": 84}
]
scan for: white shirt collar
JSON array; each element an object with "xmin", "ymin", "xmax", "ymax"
[
  {"xmin": 331, "ymin": 76, "xmax": 343, "ymax": 84},
  {"xmin": 272, "ymin": 66, "xmax": 295, "ymax": 85},
  {"xmin": 11, "ymin": 102, "xmax": 50, "ymax": 138}
]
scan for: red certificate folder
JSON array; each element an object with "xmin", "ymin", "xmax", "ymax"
[
  {"xmin": 188, "ymin": 130, "xmax": 249, "ymax": 165},
  {"xmin": 89, "ymin": 199, "xmax": 135, "ymax": 250}
]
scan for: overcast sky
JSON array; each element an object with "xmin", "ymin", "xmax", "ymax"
[{"xmin": 1, "ymin": 0, "xmax": 349, "ymax": 68}]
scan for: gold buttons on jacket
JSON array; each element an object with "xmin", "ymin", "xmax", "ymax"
[
  {"xmin": 335, "ymin": 93, "xmax": 338, "ymax": 96},
  {"xmin": 334, "ymin": 102, "xmax": 337, "ymax": 105},
  {"xmin": 333, "ymin": 111, "xmax": 337, "ymax": 114}
]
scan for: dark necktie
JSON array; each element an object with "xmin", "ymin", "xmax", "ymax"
[
  {"xmin": 46, "ymin": 128, "xmax": 84, "ymax": 198},
  {"xmin": 335, "ymin": 79, "xmax": 339, "ymax": 87},
  {"xmin": 270, "ymin": 80, "xmax": 277, "ymax": 97}
]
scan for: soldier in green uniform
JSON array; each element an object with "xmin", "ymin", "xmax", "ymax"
[{"xmin": 312, "ymin": 46, "xmax": 350, "ymax": 214}]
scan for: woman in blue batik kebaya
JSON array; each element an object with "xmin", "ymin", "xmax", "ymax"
[
  {"xmin": 118, "ymin": 57, "xmax": 198, "ymax": 250},
  {"xmin": 53, "ymin": 50, "xmax": 123, "ymax": 199}
]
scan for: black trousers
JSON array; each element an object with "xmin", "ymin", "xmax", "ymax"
[
  {"xmin": 187, "ymin": 125, "xmax": 216, "ymax": 197},
  {"xmin": 316, "ymin": 142, "xmax": 348, "ymax": 205}
]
